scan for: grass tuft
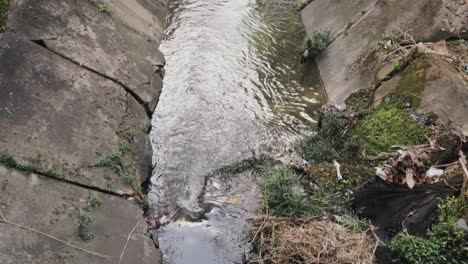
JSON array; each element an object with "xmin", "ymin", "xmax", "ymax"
[
  {"xmin": 97, "ymin": 151, "xmax": 122, "ymax": 170},
  {"xmin": 264, "ymin": 168, "xmax": 319, "ymax": 217},
  {"xmin": 0, "ymin": 0, "xmax": 9, "ymax": 33},
  {"xmin": 299, "ymin": 113, "xmax": 361, "ymax": 164},
  {"xmin": 44, "ymin": 164, "xmax": 64, "ymax": 179},
  {"xmin": 305, "ymin": 29, "xmax": 331, "ymax": 58},
  {"xmin": 0, "ymin": 149, "xmax": 16, "ymax": 167}
]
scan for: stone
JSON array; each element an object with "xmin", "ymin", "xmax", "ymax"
[
  {"xmin": 8, "ymin": 0, "xmax": 166, "ymax": 113},
  {"xmin": 0, "ymin": 32, "xmax": 150, "ymax": 193},
  {"xmin": 0, "ymin": 166, "xmax": 162, "ymax": 264}
]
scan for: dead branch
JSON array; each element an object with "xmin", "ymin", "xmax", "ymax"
[
  {"xmin": 119, "ymin": 218, "xmax": 143, "ymax": 264},
  {"xmin": 459, "ymin": 151, "xmax": 468, "ymax": 201}
]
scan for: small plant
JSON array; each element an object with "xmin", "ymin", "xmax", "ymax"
[
  {"xmin": 87, "ymin": 195, "xmax": 102, "ymax": 209},
  {"xmin": 140, "ymin": 121, "xmax": 152, "ymax": 133},
  {"xmin": 299, "ymin": 113, "xmax": 361, "ymax": 164},
  {"xmin": 77, "ymin": 209, "xmax": 93, "ymax": 240},
  {"xmin": 144, "ymin": 35, "xmax": 154, "ymax": 43},
  {"xmin": 18, "ymin": 163, "xmax": 36, "ymax": 174},
  {"xmin": 344, "ymin": 21, "xmax": 353, "ymax": 35},
  {"xmin": 76, "ymin": 195, "xmax": 103, "ymax": 240},
  {"xmin": 264, "ymin": 168, "xmax": 319, "ymax": 217},
  {"xmin": 88, "ymin": 0, "xmax": 112, "ymax": 15},
  {"xmin": 44, "ymin": 164, "xmax": 64, "ymax": 179},
  {"xmin": 0, "ymin": 0, "xmax": 9, "ymax": 33},
  {"xmin": 339, "ymin": 214, "xmax": 367, "ymax": 233},
  {"xmin": 123, "ymin": 129, "xmax": 135, "ymax": 142},
  {"xmin": 123, "ymin": 174, "xmax": 134, "ymax": 186},
  {"xmin": 305, "ymin": 29, "xmax": 331, "ymax": 58},
  {"xmin": 120, "ymin": 19, "xmax": 136, "ymax": 32},
  {"xmin": 97, "ymin": 151, "xmax": 122, "ymax": 170},
  {"xmin": 0, "ymin": 149, "xmax": 16, "ymax": 167},
  {"xmin": 391, "ymin": 196, "xmax": 468, "ymax": 263}
]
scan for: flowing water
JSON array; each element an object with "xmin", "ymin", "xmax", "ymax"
[{"xmin": 149, "ymin": 0, "xmax": 325, "ymax": 262}]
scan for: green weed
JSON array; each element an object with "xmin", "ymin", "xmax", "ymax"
[
  {"xmin": 44, "ymin": 164, "xmax": 64, "ymax": 179},
  {"xmin": 305, "ymin": 29, "xmax": 331, "ymax": 58},
  {"xmin": 0, "ymin": 149, "xmax": 16, "ymax": 167},
  {"xmin": 97, "ymin": 151, "xmax": 122, "ymax": 170},
  {"xmin": 391, "ymin": 196, "xmax": 468, "ymax": 263},
  {"xmin": 299, "ymin": 113, "xmax": 361, "ymax": 164},
  {"xmin": 264, "ymin": 168, "xmax": 320, "ymax": 217},
  {"xmin": 88, "ymin": 0, "xmax": 112, "ymax": 15},
  {"xmin": 0, "ymin": 0, "xmax": 9, "ymax": 33}
]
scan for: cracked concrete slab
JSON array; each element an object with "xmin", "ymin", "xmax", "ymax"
[
  {"xmin": 8, "ymin": 0, "xmax": 165, "ymax": 113},
  {"xmin": 373, "ymin": 55, "xmax": 468, "ymax": 135},
  {"xmin": 0, "ymin": 166, "xmax": 161, "ymax": 264},
  {"xmin": 0, "ymin": 32, "xmax": 151, "ymax": 192}
]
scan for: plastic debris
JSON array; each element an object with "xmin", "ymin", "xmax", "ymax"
[
  {"xmin": 425, "ymin": 167, "xmax": 444, "ymax": 178},
  {"xmin": 375, "ymin": 167, "xmax": 388, "ymax": 181},
  {"xmin": 333, "ymin": 160, "xmax": 342, "ymax": 180}
]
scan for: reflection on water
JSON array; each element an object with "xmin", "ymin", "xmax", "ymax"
[
  {"xmin": 245, "ymin": 0, "xmax": 325, "ymax": 142},
  {"xmin": 149, "ymin": 0, "xmax": 325, "ymax": 263}
]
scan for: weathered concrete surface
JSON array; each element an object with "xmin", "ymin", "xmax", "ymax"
[
  {"xmin": 302, "ymin": 0, "xmax": 468, "ymax": 105},
  {"xmin": 373, "ymin": 54, "xmax": 468, "ymax": 134},
  {"xmin": 8, "ymin": 0, "xmax": 166, "ymax": 113},
  {"xmin": 0, "ymin": 166, "xmax": 161, "ymax": 264},
  {"xmin": 301, "ymin": 0, "xmax": 378, "ymax": 39},
  {"xmin": 0, "ymin": 32, "xmax": 151, "ymax": 193},
  {"xmin": 100, "ymin": 0, "xmax": 168, "ymax": 45}
]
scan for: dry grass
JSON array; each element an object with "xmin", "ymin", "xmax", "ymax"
[{"xmin": 248, "ymin": 215, "xmax": 374, "ymax": 264}]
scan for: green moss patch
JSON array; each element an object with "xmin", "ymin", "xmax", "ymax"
[
  {"xmin": 0, "ymin": 0, "xmax": 9, "ymax": 33},
  {"xmin": 352, "ymin": 105, "xmax": 431, "ymax": 152},
  {"xmin": 345, "ymin": 87, "xmax": 374, "ymax": 113},
  {"xmin": 307, "ymin": 163, "xmax": 373, "ymax": 193},
  {"xmin": 390, "ymin": 55, "xmax": 433, "ymax": 108}
]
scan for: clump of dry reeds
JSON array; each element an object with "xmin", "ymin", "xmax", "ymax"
[{"xmin": 248, "ymin": 215, "xmax": 374, "ymax": 264}]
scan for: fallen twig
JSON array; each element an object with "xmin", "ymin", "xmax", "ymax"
[
  {"xmin": 433, "ymin": 161, "xmax": 460, "ymax": 168},
  {"xmin": 0, "ymin": 217, "xmax": 111, "ymax": 260},
  {"xmin": 119, "ymin": 218, "xmax": 143, "ymax": 264},
  {"xmin": 459, "ymin": 151, "xmax": 468, "ymax": 201}
]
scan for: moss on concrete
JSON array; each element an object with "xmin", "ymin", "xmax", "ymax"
[
  {"xmin": 344, "ymin": 87, "xmax": 374, "ymax": 113},
  {"xmin": 390, "ymin": 55, "xmax": 433, "ymax": 108},
  {"xmin": 0, "ymin": 0, "xmax": 9, "ymax": 32},
  {"xmin": 352, "ymin": 104, "xmax": 431, "ymax": 152}
]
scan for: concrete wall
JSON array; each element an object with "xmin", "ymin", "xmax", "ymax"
[{"xmin": 0, "ymin": 0, "xmax": 167, "ymax": 263}]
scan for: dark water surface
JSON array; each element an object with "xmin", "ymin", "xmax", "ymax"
[{"xmin": 149, "ymin": 0, "xmax": 325, "ymax": 262}]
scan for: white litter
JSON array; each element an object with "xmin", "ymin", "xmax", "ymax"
[
  {"xmin": 333, "ymin": 160, "xmax": 342, "ymax": 180},
  {"xmin": 425, "ymin": 167, "xmax": 444, "ymax": 178},
  {"xmin": 375, "ymin": 167, "xmax": 388, "ymax": 181}
]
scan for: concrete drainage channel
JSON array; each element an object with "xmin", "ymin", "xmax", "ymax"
[
  {"xmin": 0, "ymin": 0, "xmax": 324, "ymax": 263},
  {"xmin": 148, "ymin": 0, "xmax": 324, "ymax": 263}
]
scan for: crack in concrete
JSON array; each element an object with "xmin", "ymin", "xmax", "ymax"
[
  {"xmin": 7, "ymin": 165, "xmax": 124, "ymax": 198},
  {"xmin": 28, "ymin": 38, "xmax": 155, "ymax": 119}
]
